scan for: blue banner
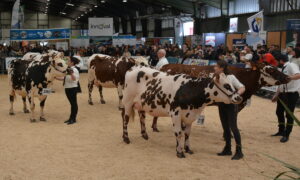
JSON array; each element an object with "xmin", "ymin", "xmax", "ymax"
[
  {"xmin": 286, "ymin": 19, "xmax": 300, "ymax": 31},
  {"xmin": 10, "ymin": 28, "xmax": 70, "ymax": 40}
]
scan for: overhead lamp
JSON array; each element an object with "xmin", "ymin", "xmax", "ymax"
[
  {"xmin": 60, "ymin": 12, "xmax": 66, "ymax": 15},
  {"xmin": 81, "ymin": 14, "xmax": 84, "ymax": 16},
  {"xmin": 66, "ymin": 3, "xmax": 74, "ymax": 6},
  {"xmin": 85, "ymin": 11, "xmax": 88, "ymax": 14},
  {"xmin": 94, "ymin": 5, "xmax": 98, "ymax": 7},
  {"xmin": 89, "ymin": 9, "xmax": 92, "ymax": 11},
  {"xmin": 101, "ymin": 0, "xmax": 105, "ymax": 3},
  {"xmin": 123, "ymin": 0, "xmax": 127, "ymax": 2}
]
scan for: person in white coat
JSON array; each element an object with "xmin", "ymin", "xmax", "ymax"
[{"xmin": 155, "ymin": 49, "xmax": 169, "ymax": 70}]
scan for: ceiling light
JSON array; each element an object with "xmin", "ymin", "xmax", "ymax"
[
  {"xmin": 85, "ymin": 11, "xmax": 88, "ymax": 14},
  {"xmin": 123, "ymin": 0, "xmax": 127, "ymax": 2},
  {"xmin": 81, "ymin": 14, "xmax": 84, "ymax": 16},
  {"xmin": 66, "ymin": 3, "xmax": 74, "ymax": 6},
  {"xmin": 101, "ymin": 0, "xmax": 105, "ymax": 3},
  {"xmin": 89, "ymin": 9, "xmax": 92, "ymax": 11},
  {"xmin": 94, "ymin": 5, "xmax": 98, "ymax": 7},
  {"xmin": 47, "ymin": 0, "xmax": 50, "ymax": 1},
  {"xmin": 60, "ymin": 12, "xmax": 66, "ymax": 15}
]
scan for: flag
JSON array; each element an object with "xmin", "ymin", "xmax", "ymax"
[
  {"xmin": 247, "ymin": 11, "xmax": 264, "ymax": 35},
  {"xmin": 11, "ymin": 0, "xmax": 23, "ymax": 29}
]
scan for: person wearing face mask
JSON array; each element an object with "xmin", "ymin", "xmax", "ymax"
[
  {"xmin": 214, "ymin": 60, "xmax": 246, "ymax": 160},
  {"xmin": 271, "ymin": 51, "xmax": 300, "ymax": 143}
]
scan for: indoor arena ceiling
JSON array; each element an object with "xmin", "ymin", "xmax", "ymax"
[{"xmin": 0, "ymin": 0, "xmax": 222, "ymax": 21}]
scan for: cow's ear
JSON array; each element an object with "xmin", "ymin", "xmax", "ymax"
[{"xmin": 128, "ymin": 58, "xmax": 135, "ymax": 64}]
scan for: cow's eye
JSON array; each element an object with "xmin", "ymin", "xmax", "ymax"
[{"xmin": 57, "ymin": 63, "xmax": 63, "ymax": 67}]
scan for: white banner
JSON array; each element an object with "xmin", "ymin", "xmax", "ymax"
[
  {"xmin": 77, "ymin": 57, "xmax": 90, "ymax": 70},
  {"xmin": 112, "ymin": 36, "xmax": 136, "ymax": 46},
  {"xmin": 174, "ymin": 18, "xmax": 183, "ymax": 46},
  {"xmin": 89, "ymin": 18, "xmax": 113, "ymax": 36},
  {"xmin": 11, "ymin": 0, "xmax": 22, "ymax": 28},
  {"xmin": 247, "ymin": 11, "xmax": 264, "ymax": 35},
  {"xmin": 229, "ymin": 17, "xmax": 238, "ymax": 32}
]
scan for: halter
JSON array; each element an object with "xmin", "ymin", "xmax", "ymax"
[
  {"xmin": 210, "ymin": 76, "xmax": 237, "ymax": 98},
  {"xmin": 50, "ymin": 64, "xmax": 67, "ymax": 74}
]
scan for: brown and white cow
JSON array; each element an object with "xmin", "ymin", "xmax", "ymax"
[
  {"xmin": 8, "ymin": 51, "xmax": 68, "ymax": 122},
  {"xmin": 121, "ymin": 66, "xmax": 243, "ymax": 158},
  {"xmin": 150, "ymin": 62, "xmax": 289, "ymax": 160},
  {"xmin": 87, "ymin": 54, "xmax": 148, "ymax": 109}
]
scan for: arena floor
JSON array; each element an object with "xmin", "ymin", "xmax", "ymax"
[{"xmin": 0, "ymin": 74, "xmax": 299, "ymax": 180}]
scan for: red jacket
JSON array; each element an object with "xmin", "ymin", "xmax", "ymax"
[{"xmin": 260, "ymin": 53, "xmax": 278, "ymax": 66}]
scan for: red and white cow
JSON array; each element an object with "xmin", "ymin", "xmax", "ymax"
[
  {"xmin": 87, "ymin": 54, "xmax": 148, "ymax": 109},
  {"xmin": 121, "ymin": 66, "xmax": 242, "ymax": 158}
]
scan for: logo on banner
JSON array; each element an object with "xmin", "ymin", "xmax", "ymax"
[
  {"xmin": 251, "ymin": 17, "xmax": 263, "ymax": 33},
  {"xmin": 90, "ymin": 24, "xmax": 111, "ymax": 30}
]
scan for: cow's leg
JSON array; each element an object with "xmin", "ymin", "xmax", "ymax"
[
  {"xmin": 151, "ymin": 117, "xmax": 160, "ymax": 132},
  {"xmin": 98, "ymin": 86, "xmax": 106, "ymax": 104},
  {"xmin": 122, "ymin": 106, "xmax": 133, "ymax": 144},
  {"xmin": 9, "ymin": 91, "xmax": 15, "ymax": 115},
  {"xmin": 28, "ymin": 95, "xmax": 36, "ymax": 122},
  {"xmin": 229, "ymin": 105, "xmax": 243, "ymax": 160},
  {"xmin": 22, "ymin": 96, "xmax": 30, "ymax": 113},
  {"xmin": 183, "ymin": 123, "xmax": 193, "ymax": 154},
  {"xmin": 39, "ymin": 96, "xmax": 47, "ymax": 121},
  {"xmin": 139, "ymin": 111, "xmax": 148, "ymax": 140},
  {"xmin": 117, "ymin": 85, "xmax": 124, "ymax": 110},
  {"xmin": 88, "ymin": 80, "xmax": 94, "ymax": 105},
  {"xmin": 217, "ymin": 104, "xmax": 232, "ymax": 156},
  {"xmin": 172, "ymin": 116, "xmax": 185, "ymax": 158}
]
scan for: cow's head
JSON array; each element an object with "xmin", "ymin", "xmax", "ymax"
[
  {"xmin": 251, "ymin": 62, "xmax": 290, "ymax": 86},
  {"xmin": 50, "ymin": 58, "xmax": 68, "ymax": 77},
  {"xmin": 210, "ymin": 73, "xmax": 243, "ymax": 104}
]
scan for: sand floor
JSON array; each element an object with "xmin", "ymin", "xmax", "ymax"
[{"xmin": 0, "ymin": 74, "xmax": 299, "ymax": 180}]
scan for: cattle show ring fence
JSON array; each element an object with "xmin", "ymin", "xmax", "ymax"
[{"xmin": 1, "ymin": 56, "xmax": 299, "ymax": 106}]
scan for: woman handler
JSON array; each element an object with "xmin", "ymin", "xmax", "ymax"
[{"xmin": 214, "ymin": 60, "xmax": 246, "ymax": 160}]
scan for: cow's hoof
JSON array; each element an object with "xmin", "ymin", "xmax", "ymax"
[
  {"xmin": 88, "ymin": 101, "xmax": 94, "ymax": 105},
  {"xmin": 185, "ymin": 148, "xmax": 194, "ymax": 154},
  {"xmin": 123, "ymin": 137, "xmax": 130, "ymax": 144},
  {"xmin": 30, "ymin": 119, "xmax": 36, "ymax": 123},
  {"xmin": 142, "ymin": 134, "xmax": 149, "ymax": 140},
  {"xmin": 176, "ymin": 152, "xmax": 185, "ymax": 158},
  {"xmin": 100, "ymin": 100, "xmax": 106, "ymax": 104},
  {"xmin": 24, "ymin": 109, "xmax": 30, "ymax": 113},
  {"xmin": 152, "ymin": 128, "xmax": 160, "ymax": 132},
  {"xmin": 40, "ymin": 117, "xmax": 46, "ymax": 122},
  {"xmin": 231, "ymin": 152, "xmax": 244, "ymax": 160},
  {"xmin": 9, "ymin": 112, "xmax": 15, "ymax": 115}
]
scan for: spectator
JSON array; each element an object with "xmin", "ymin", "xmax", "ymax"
[
  {"xmin": 258, "ymin": 50, "xmax": 278, "ymax": 66},
  {"xmin": 155, "ymin": 49, "xmax": 169, "ymax": 70}
]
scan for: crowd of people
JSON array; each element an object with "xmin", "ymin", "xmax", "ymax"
[{"xmin": 1, "ymin": 42, "xmax": 299, "ymax": 68}]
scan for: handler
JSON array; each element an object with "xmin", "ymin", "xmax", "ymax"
[
  {"xmin": 271, "ymin": 52, "xmax": 300, "ymax": 143},
  {"xmin": 56, "ymin": 56, "xmax": 80, "ymax": 125},
  {"xmin": 214, "ymin": 60, "xmax": 246, "ymax": 160}
]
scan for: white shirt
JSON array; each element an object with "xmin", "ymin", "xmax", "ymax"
[
  {"xmin": 278, "ymin": 62, "xmax": 300, "ymax": 93},
  {"xmin": 64, "ymin": 66, "xmax": 79, "ymax": 89},
  {"xmin": 244, "ymin": 53, "xmax": 253, "ymax": 61},
  {"xmin": 155, "ymin": 57, "xmax": 169, "ymax": 70},
  {"xmin": 227, "ymin": 74, "xmax": 245, "ymax": 90}
]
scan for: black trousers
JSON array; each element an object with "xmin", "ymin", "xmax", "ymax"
[
  {"xmin": 218, "ymin": 103, "xmax": 241, "ymax": 149},
  {"xmin": 276, "ymin": 92, "xmax": 299, "ymax": 137},
  {"xmin": 65, "ymin": 87, "xmax": 78, "ymax": 121}
]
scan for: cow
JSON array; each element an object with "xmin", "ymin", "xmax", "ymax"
[
  {"xmin": 121, "ymin": 66, "xmax": 243, "ymax": 158},
  {"xmin": 149, "ymin": 62, "xmax": 289, "ymax": 160},
  {"xmin": 87, "ymin": 54, "xmax": 148, "ymax": 109},
  {"xmin": 8, "ymin": 52, "xmax": 68, "ymax": 122}
]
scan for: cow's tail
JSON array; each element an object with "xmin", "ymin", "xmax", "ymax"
[{"xmin": 129, "ymin": 106, "xmax": 135, "ymax": 122}]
